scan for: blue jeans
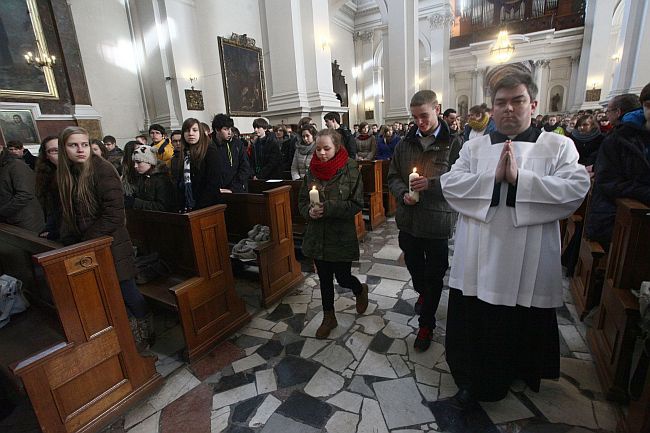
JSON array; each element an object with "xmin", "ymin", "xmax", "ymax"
[{"xmin": 119, "ymin": 278, "xmax": 150, "ymax": 319}]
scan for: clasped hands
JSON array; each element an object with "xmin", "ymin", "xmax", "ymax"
[{"xmin": 495, "ymin": 140, "xmax": 518, "ymax": 185}]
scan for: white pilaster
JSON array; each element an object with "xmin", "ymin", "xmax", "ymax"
[
  {"xmin": 384, "ymin": 0, "xmax": 419, "ymax": 123},
  {"xmin": 566, "ymin": 56, "xmax": 580, "ymax": 111},
  {"xmin": 608, "ymin": 0, "xmax": 650, "ymax": 98},
  {"xmin": 428, "ymin": 8, "xmax": 453, "ymax": 108},
  {"xmin": 448, "ymin": 72, "xmax": 456, "ymax": 111},
  {"xmin": 538, "ymin": 60, "xmax": 551, "ymax": 113},
  {"xmin": 571, "ymin": 0, "xmax": 618, "ymax": 110}
]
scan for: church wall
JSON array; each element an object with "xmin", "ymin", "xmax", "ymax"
[
  {"xmin": 547, "ymin": 57, "xmax": 571, "ymax": 113},
  {"xmin": 330, "ymin": 20, "xmax": 358, "ymax": 126},
  {"xmin": 193, "ymin": 0, "xmax": 263, "ymax": 133},
  {"xmin": 68, "ymin": 0, "xmax": 146, "ymax": 145}
]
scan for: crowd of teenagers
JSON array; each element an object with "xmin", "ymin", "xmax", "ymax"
[{"xmin": 1, "ymin": 72, "xmax": 649, "ymax": 406}]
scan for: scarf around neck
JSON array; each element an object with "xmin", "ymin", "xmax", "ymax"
[
  {"xmin": 468, "ymin": 114, "xmax": 489, "ymax": 132},
  {"xmin": 309, "ymin": 146, "xmax": 349, "ymax": 181},
  {"xmin": 571, "ymin": 128, "xmax": 601, "ymax": 143},
  {"xmin": 296, "ymin": 141, "xmax": 316, "ymax": 156}
]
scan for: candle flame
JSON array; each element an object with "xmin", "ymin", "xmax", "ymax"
[
  {"xmin": 412, "ymin": 167, "xmax": 417, "ymax": 173},
  {"xmin": 312, "ymin": 185, "xmax": 316, "ymax": 190}
]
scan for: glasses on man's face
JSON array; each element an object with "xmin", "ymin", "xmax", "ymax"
[
  {"xmin": 46, "ymin": 148, "xmax": 58, "ymax": 155},
  {"xmin": 605, "ymin": 107, "xmax": 619, "ymax": 114}
]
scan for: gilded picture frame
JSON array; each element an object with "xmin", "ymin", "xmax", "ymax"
[
  {"xmin": 0, "ymin": 109, "xmax": 41, "ymax": 145},
  {"xmin": 218, "ymin": 34, "xmax": 267, "ymax": 117},
  {"xmin": 0, "ymin": 0, "xmax": 59, "ymax": 99},
  {"xmin": 185, "ymin": 89, "xmax": 204, "ymax": 111}
]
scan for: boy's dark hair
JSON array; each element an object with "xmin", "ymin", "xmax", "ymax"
[
  {"xmin": 6, "ymin": 140, "xmax": 23, "ymax": 149},
  {"xmin": 212, "ymin": 113, "xmax": 234, "ymax": 131},
  {"xmin": 170, "ymin": 129, "xmax": 182, "ymax": 137},
  {"xmin": 410, "ymin": 90, "xmax": 438, "ymax": 107},
  {"xmin": 102, "ymin": 135, "xmax": 116, "ymax": 144},
  {"xmin": 252, "ymin": 118, "xmax": 269, "ymax": 130},
  {"xmin": 324, "ymin": 112, "xmax": 341, "ymax": 124},
  {"xmin": 608, "ymin": 93, "xmax": 641, "ymax": 115},
  {"xmin": 639, "ymin": 82, "xmax": 650, "ymax": 104},
  {"xmin": 443, "ymin": 108, "xmax": 457, "ymax": 117},
  {"xmin": 148, "ymin": 124, "xmax": 166, "ymax": 135}
]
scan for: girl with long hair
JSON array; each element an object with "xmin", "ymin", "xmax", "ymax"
[
  {"xmin": 298, "ymin": 129, "xmax": 368, "ymax": 339},
  {"xmin": 121, "ymin": 140, "xmax": 139, "ymax": 196},
  {"xmin": 291, "ymin": 124, "xmax": 317, "ymax": 180},
  {"xmin": 57, "ymin": 126, "xmax": 153, "ymax": 349},
  {"xmin": 35, "ymin": 135, "xmax": 61, "ymax": 239},
  {"xmin": 172, "ymin": 118, "xmax": 222, "ymax": 211}
]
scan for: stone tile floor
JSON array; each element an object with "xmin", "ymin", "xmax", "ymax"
[{"xmin": 105, "ymin": 218, "xmax": 620, "ymax": 433}]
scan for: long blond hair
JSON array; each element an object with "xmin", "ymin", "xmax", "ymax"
[{"xmin": 57, "ymin": 126, "xmax": 99, "ymax": 232}]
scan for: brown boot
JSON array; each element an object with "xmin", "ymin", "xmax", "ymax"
[
  {"xmin": 356, "ymin": 283, "xmax": 369, "ymax": 314},
  {"xmin": 316, "ymin": 310, "xmax": 338, "ymax": 339}
]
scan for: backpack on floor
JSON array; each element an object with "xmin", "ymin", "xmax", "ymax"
[{"xmin": 0, "ymin": 275, "xmax": 30, "ymax": 329}]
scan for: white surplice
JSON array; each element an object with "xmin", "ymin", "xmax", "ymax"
[{"xmin": 440, "ymin": 131, "xmax": 591, "ymax": 308}]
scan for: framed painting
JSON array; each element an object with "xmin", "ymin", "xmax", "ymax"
[
  {"xmin": 0, "ymin": 109, "xmax": 40, "ymax": 145},
  {"xmin": 0, "ymin": 0, "xmax": 58, "ymax": 99},
  {"xmin": 218, "ymin": 33, "xmax": 267, "ymax": 116}
]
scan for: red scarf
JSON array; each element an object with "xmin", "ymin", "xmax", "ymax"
[{"xmin": 310, "ymin": 146, "xmax": 349, "ymax": 181}]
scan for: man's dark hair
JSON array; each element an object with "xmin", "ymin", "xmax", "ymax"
[
  {"xmin": 170, "ymin": 129, "xmax": 182, "ymax": 137},
  {"xmin": 640, "ymin": 82, "xmax": 650, "ymax": 104},
  {"xmin": 212, "ymin": 114, "xmax": 234, "ymax": 131},
  {"xmin": 443, "ymin": 108, "xmax": 457, "ymax": 118},
  {"xmin": 252, "ymin": 118, "xmax": 269, "ymax": 130},
  {"xmin": 148, "ymin": 124, "xmax": 166, "ymax": 135},
  {"xmin": 410, "ymin": 90, "xmax": 438, "ymax": 107},
  {"xmin": 6, "ymin": 140, "xmax": 23, "ymax": 149},
  {"xmin": 324, "ymin": 112, "xmax": 341, "ymax": 124},
  {"xmin": 102, "ymin": 135, "xmax": 116, "ymax": 144},
  {"xmin": 608, "ymin": 93, "xmax": 641, "ymax": 115},
  {"xmin": 492, "ymin": 72, "xmax": 538, "ymax": 101}
]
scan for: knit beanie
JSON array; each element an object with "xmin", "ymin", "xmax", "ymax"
[{"xmin": 132, "ymin": 145, "xmax": 158, "ymax": 166}]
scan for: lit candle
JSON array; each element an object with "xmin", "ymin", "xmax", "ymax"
[
  {"xmin": 408, "ymin": 167, "xmax": 420, "ymax": 202},
  {"xmin": 309, "ymin": 185, "xmax": 320, "ymax": 205}
]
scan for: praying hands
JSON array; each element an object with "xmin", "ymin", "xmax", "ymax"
[{"xmin": 495, "ymin": 140, "xmax": 518, "ymax": 185}]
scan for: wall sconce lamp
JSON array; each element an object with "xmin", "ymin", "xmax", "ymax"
[
  {"xmin": 320, "ymin": 37, "xmax": 330, "ymax": 51},
  {"xmin": 188, "ymin": 75, "xmax": 198, "ymax": 90},
  {"xmin": 611, "ymin": 54, "xmax": 621, "ymax": 63},
  {"xmin": 24, "ymin": 50, "xmax": 56, "ymax": 69}
]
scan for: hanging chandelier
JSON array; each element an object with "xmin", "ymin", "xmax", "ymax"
[{"xmin": 490, "ymin": 30, "xmax": 515, "ymax": 63}]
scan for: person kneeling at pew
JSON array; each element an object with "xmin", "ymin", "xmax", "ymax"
[
  {"xmin": 57, "ymin": 126, "xmax": 154, "ymax": 351},
  {"xmin": 125, "ymin": 145, "xmax": 176, "ymax": 212},
  {"xmin": 298, "ymin": 128, "xmax": 369, "ymax": 339}
]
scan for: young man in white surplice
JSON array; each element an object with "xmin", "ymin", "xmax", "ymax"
[{"xmin": 440, "ymin": 72, "xmax": 590, "ymax": 404}]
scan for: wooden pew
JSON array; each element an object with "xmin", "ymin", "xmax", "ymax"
[
  {"xmin": 570, "ymin": 186, "xmax": 608, "ymax": 319},
  {"xmin": 358, "ymin": 160, "xmax": 386, "ymax": 230},
  {"xmin": 247, "ymin": 179, "xmax": 366, "ymax": 242},
  {"xmin": 587, "ymin": 199, "xmax": 650, "ymax": 402},
  {"xmin": 221, "ymin": 185, "xmax": 303, "ymax": 306},
  {"xmin": 126, "ymin": 204, "xmax": 250, "ymax": 362},
  {"xmin": 0, "ymin": 224, "xmax": 162, "ymax": 433},
  {"xmin": 381, "ymin": 159, "xmax": 397, "ymax": 217}
]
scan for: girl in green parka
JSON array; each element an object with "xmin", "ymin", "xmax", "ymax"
[{"xmin": 298, "ymin": 129, "xmax": 368, "ymax": 339}]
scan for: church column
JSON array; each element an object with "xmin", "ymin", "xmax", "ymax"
[
  {"xmin": 566, "ymin": 55, "xmax": 580, "ymax": 113},
  {"xmin": 354, "ymin": 31, "xmax": 375, "ymax": 123},
  {"xmin": 384, "ymin": 0, "xmax": 419, "ymax": 123},
  {"xmin": 127, "ymin": 0, "xmax": 183, "ymax": 129},
  {"xmin": 448, "ymin": 72, "xmax": 456, "ymax": 111},
  {"xmin": 373, "ymin": 66, "xmax": 384, "ymax": 124},
  {"xmin": 571, "ymin": 0, "xmax": 617, "ymax": 110},
  {"xmin": 428, "ymin": 8, "xmax": 454, "ymax": 108},
  {"xmin": 261, "ymin": 0, "xmax": 342, "ymax": 125},
  {"xmin": 471, "ymin": 68, "xmax": 485, "ymax": 106},
  {"xmin": 608, "ymin": 0, "xmax": 650, "ymax": 98},
  {"xmin": 538, "ymin": 60, "xmax": 551, "ymax": 114}
]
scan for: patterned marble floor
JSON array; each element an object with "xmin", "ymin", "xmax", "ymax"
[{"xmin": 103, "ymin": 218, "xmax": 620, "ymax": 433}]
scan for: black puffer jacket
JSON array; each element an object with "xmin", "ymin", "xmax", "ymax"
[
  {"xmin": 0, "ymin": 151, "xmax": 44, "ymax": 233},
  {"xmin": 585, "ymin": 122, "xmax": 650, "ymax": 245},
  {"xmin": 133, "ymin": 162, "xmax": 176, "ymax": 211}
]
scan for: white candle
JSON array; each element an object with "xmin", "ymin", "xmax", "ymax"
[
  {"xmin": 309, "ymin": 185, "xmax": 320, "ymax": 205},
  {"xmin": 408, "ymin": 167, "xmax": 420, "ymax": 202}
]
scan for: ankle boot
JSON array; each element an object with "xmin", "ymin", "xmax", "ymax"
[
  {"xmin": 316, "ymin": 310, "xmax": 337, "ymax": 339},
  {"xmin": 356, "ymin": 283, "xmax": 369, "ymax": 314},
  {"xmin": 129, "ymin": 316, "xmax": 149, "ymax": 352},
  {"xmin": 138, "ymin": 313, "xmax": 156, "ymax": 348}
]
